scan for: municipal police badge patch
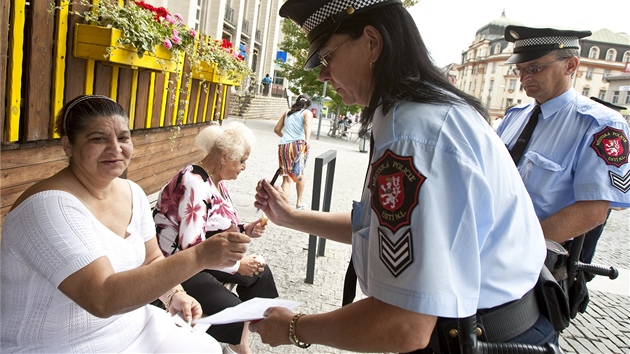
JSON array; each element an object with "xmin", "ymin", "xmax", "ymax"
[
  {"xmin": 378, "ymin": 228, "xmax": 413, "ymax": 277},
  {"xmin": 590, "ymin": 127, "xmax": 629, "ymax": 167},
  {"xmin": 370, "ymin": 150, "xmax": 425, "ymax": 232}
]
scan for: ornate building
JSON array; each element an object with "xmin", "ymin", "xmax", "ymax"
[{"xmin": 455, "ymin": 12, "xmax": 630, "ymax": 123}]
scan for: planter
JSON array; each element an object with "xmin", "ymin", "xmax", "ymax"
[
  {"xmin": 192, "ymin": 61, "xmax": 241, "ymax": 86},
  {"xmin": 73, "ymin": 24, "xmax": 183, "ymax": 73}
]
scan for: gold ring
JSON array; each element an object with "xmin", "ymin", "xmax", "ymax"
[{"xmin": 254, "ymin": 271, "xmax": 259, "ymax": 276}]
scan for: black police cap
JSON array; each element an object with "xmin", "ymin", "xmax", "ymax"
[
  {"xmin": 590, "ymin": 97, "xmax": 626, "ymax": 112},
  {"xmin": 504, "ymin": 25, "xmax": 592, "ymax": 64},
  {"xmin": 279, "ymin": 0, "xmax": 402, "ymax": 70}
]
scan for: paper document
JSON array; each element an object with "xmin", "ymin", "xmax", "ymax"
[{"xmin": 197, "ymin": 297, "xmax": 301, "ymax": 325}]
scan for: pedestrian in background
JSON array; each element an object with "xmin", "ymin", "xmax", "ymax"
[
  {"xmin": 251, "ymin": 0, "xmax": 555, "ymax": 352},
  {"xmin": 261, "ymin": 74, "xmax": 272, "ymax": 96},
  {"xmin": 273, "ymin": 94, "xmax": 313, "ymax": 210}
]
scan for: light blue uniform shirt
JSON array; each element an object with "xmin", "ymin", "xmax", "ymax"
[
  {"xmin": 497, "ymin": 89, "xmax": 630, "ymax": 220},
  {"xmin": 352, "ymin": 101, "xmax": 545, "ymax": 318},
  {"xmin": 279, "ymin": 109, "xmax": 306, "ymax": 144}
]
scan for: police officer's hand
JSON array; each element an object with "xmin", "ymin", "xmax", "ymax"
[
  {"xmin": 254, "ymin": 178, "xmax": 292, "ymax": 226},
  {"xmin": 249, "ymin": 306, "xmax": 294, "ymax": 347}
]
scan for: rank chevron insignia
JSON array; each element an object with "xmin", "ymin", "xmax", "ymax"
[
  {"xmin": 378, "ymin": 229, "xmax": 413, "ymax": 277},
  {"xmin": 609, "ymin": 171, "xmax": 630, "ymax": 193}
]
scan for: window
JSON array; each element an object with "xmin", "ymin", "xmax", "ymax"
[
  {"xmin": 582, "ymin": 87, "xmax": 590, "ymax": 96},
  {"xmin": 606, "ymin": 49, "xmax": 617, "ymax": 61},
  {"xmin": 494, "ymin": 43, "xmax": 502, "ymax": 55},
  {"xmin": 507, "ymin": 98, "xmax": 513, "ymax": 107},
  {"xmin": 604, "ymin": 69, "xmax": 611, "ymax": 78},
  {"xmin": 589, "ymin": 46, "xmax": 600, "ymax": 59},
  {"xmin": 508, "ymin": 79, "xmax": 516, "ymax": 91},
  {"xmin": 612, "ymin": 91, "xmax": 620, "ymax": 104},
  {"xmin": 624, "ymin": 51, "xmax": 630, "ymax": 63},
  {"xmin": 625, "ymin": 94, "xmax": 630, "ymax": 105},
  {"xmin": 585, "ymin": 67, "xmax": 594, "ymax": 79},
  {"xmin": 598, "ymin": 90, "xmax": 607, "ymax": 100},
  {"xmin": 489, "ymin": 79, "xmax": 494, "ymax": 92},
  {"xmin": 520, "ymin": 84, "xmax": 524, "ymax": 92},
  {"xmin": 492, "ymin": 62, "xmax": 497, "ymax": 74},
  {"xmin": 486, "ymin": 96, "xmax": 491, "ymax": 108}
]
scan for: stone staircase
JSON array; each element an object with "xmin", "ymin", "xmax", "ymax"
[{"xmin": 229, "ymin": 94, "xmax": 289, "ymax": 120}]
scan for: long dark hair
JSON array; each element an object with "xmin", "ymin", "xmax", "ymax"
[
  {"xmin": 334, "ymin": 3, "xmax": 489, "ymax": 136},
  {"xmin": 287, "ymin": 94, "xmax": 312, "ymax": 116}
]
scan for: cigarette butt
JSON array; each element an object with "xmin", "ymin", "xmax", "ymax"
[{"xmin": 261, "ymin": 212, "xmax": 268, "ymax": 226}]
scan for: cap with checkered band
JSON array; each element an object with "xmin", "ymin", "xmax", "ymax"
[
  {"xmin": 279, "ymin": 0, "xmax": 402, "ymax": 70},
  {"xmin": 504, "ymin": 25, "xmax": 591, "ymax": 64}
]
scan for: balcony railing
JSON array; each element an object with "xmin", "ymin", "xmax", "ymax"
[
  {"xmin": 224, "ymin": 5, "xmax": 234, "ymax": 23},
  {"xmin": 242, "ymin": 19, "xmax": 249, "ymax": 34}
]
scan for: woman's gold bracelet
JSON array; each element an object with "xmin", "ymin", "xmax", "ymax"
[
  {"xmin": 288, "ymin": 313, "xmax": 311, "ymax": 348},
  {"xmin": 164, "ymin": 288, "xmax": 186, "ymax": 310}
]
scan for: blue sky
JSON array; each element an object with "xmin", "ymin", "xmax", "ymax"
[{"xmin": 409, "ymin": 0, "xmax": 629, "ymax": 67}]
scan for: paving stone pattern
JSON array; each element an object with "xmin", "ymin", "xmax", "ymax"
[{"xmin": 222, "ymin": 117, "xmax": 629, "ymax": 354}]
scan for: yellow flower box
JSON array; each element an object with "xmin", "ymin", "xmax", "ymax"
[
  {"xmin": 73, "ymin": 24, "xmax": 183, "ymax": 73},
  {"xmin": 192, "ymin": 61, "xmax": 241, "ymax": 86}
]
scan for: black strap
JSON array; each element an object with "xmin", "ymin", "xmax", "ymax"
[
  {"xmin": 509, "ymin": 105, "xmax": 541, "ymax": 165},
  {"xmin": 341, "ymin": 135, "xmax": 374, "ymax": 306}
]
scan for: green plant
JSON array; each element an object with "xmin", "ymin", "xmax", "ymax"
[
  {"xmin": 195, "ymin": 36, "xmax": 252, "ymax": 81},
  {"xmin": 65, "ymin": 0, "xmax": 197, "ymax": 62}
]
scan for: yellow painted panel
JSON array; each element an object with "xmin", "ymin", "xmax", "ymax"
[
  {"xmin": 193, "ymin": 83, "xmax": 202, "ymax": 124},
  {"xmin": 146, "ymin": 72, "xmax": 156, "ymax": 129},
  {"xmin": 201, "ymin": 83, "xmax": 210, "ymax": 122},
  {"xmin": 159, "ymin": 73, "xmax": 170, "ymax": 127},
  {"xmin": 129, "ymin": 70, "xmax": 139, "ymax": 128},
  {"xmin": 110, "ymin": 66, "xmax": 120, "ymax": 99},
  {"xmin": 6, "ymin": 0, "xmax": 26, "ymax": 141},
  {"xmin": 52, "ymin": 0, "xmax": 70, "ymax": 139},
  {"xmin": 85, "ymin": 60, "xmax": 95, "ymax": 94}
]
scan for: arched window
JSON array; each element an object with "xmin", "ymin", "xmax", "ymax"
[
  {"xmin": 494, "ymin": 43, "xmax": 502, "ymax": 55},
  {"xmin": 606, "ymin": 49, "xmax": 617, "ymax": 61},
  {"xmin": 588, "ymin": 46, "xmax": 599, "ymax": 59},
  {"xmin": 623, "ymin": 51, "xmax": 630, "ymax": 63}
]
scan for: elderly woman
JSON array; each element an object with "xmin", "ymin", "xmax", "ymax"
[
  {"xmin": 251, "ymin": 0, "xmax": 556, "ymax": 353},
  {"xmin": 153, "ymin": 122, "xmax": 279, "ymax": 354},
  {"xmin": 0, "ymin": 95, "xmax": 249, "ymax": 353}
]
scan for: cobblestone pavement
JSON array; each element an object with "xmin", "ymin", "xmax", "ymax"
[{"xmin": 221, "ymin": 116, "xmax": 629, "ymax": 354}]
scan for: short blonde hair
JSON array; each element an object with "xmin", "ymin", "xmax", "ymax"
[{"xmin": 195, "ymin": 121, "xmax": 255, "ymax": 160}]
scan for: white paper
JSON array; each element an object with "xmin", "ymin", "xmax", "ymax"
[{"xmin": 196, "ymin": 297, "xmax": 301, "ymax": 325}]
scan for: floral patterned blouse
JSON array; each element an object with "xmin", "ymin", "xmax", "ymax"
[{"xmin": 153, "ymin": 165, "xmax": 243, "ymax": 273}]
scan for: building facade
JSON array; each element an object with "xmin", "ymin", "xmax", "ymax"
[
  {"xmin": 151, "ymin": 0, "xmax": 284, "ymax": 94},
  {"xmin": 455, "ymin": 12, "xmax": 630, "ymax": 123}
]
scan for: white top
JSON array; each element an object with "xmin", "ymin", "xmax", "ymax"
[
  {"xmin": 0, "ymin": 181, "xmax": 197, "ymax": 353},
  {"xmin": 352, "ymin": 101, "xmax": 546, "ymax": 318}
]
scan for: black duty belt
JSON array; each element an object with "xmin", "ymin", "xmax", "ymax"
[{"xmin": 476, "ymin": 288, "xmax": 539, "ymax": 342}]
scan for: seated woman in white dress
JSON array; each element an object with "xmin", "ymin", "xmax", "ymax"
[{"xmin": 0, "ymin": 95, "xmax": 250, "ymax": 353}]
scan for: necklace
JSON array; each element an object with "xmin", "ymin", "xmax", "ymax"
[{"xmin": 198, "ymin": 160, "xmax": 219, "ymax": 185}]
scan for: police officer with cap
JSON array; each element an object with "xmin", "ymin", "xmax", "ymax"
[
  {"xmin": 252, "ymin": 1, "xmax": 559, "ymax": 352},
  {"xmin": 497, "ymin": 26, "xmax": 630, "ymax": 245}
]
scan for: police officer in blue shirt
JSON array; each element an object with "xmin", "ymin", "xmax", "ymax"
[
  {"xmin": 497, "ymin": 26, "xmax": 630, "ymax": 245},
  {"xmin": 251, "ymin": 1, "xmax": 557, "ymax": 352}
]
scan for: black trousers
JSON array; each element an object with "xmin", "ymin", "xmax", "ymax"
[{"xmin": 182, "ymin": 266, "xmax": 279, "ymax": 344}]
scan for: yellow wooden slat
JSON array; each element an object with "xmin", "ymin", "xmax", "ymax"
[
  {"xmin": 193, "ymin": 82, "xmax": 202, "ymax": 124},
  {"xmin": 84, "ymin": 60, "xmax": 95, "ymax": 94},
  {"xmin": 110, "ymin": 66, "xmax": 119, "ymax": 99},
  {"xmin": 159, "ymin": 73, "xmax": 170, "ymax": 127},
  {"xmin": 145, "ymin": 72, "xmax": 156, "ymax": 128},
  {"xmin": 171, "ymin": 71, "xmax": 183, "ymax": 126},
  {"xmin": 220, "ymin": 85, "xmax": 228, "ymax": 121},
  {"xmin": 128, "ymin": 70, "xmax": 139, "ymax": 128},
  {"xmin": 6, "ymin": 0, "xmax": 26, "ymax": 142},
  {"xmin": 201, "ymin": 83, "xmax": 210, "ymax": 122},
  {"xmin": 182, "ymin": 76, "xmax": 192, "ymax": 124},
  {"xmin": 51, "ymin": 0, "xmax": 70, "ymax": 139},
  {"xmin": 210, "ymin": 85, "xmax": 218, "ymax": 121}
]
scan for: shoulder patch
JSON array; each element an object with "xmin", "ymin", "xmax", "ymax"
[
  {"xmin": 370, "ymin": 150, "xmax": 425, "ymax": 232},
  {"xmin": 378, "ymin": 228, "xmax": 413, "ymax": 277},
  {"xmin": 590, "ymin": 127, "xmax": 629, "ymax": 167}
]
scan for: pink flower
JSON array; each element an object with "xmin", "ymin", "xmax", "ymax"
[
  {"xmin": 174, "ymin": 13, "xmax": 183, "ymax": 22},
  {"xmin": 189, "ymin": 29, "xmax": 197, "ymax": 37},
  {"xmin": 171, "ymin": 34, "xmax": 181, "ymax": 45},
  {"xmin": 165, "ymin": 14, "xmax": 176, "ymax": 24},
  {"xmin": 163, "ymin": 39, "xmax": 172, "ymax": 49},
  {"xmin": 172, "ymin": 29, "xmax": 179, "ymax": 37}
]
